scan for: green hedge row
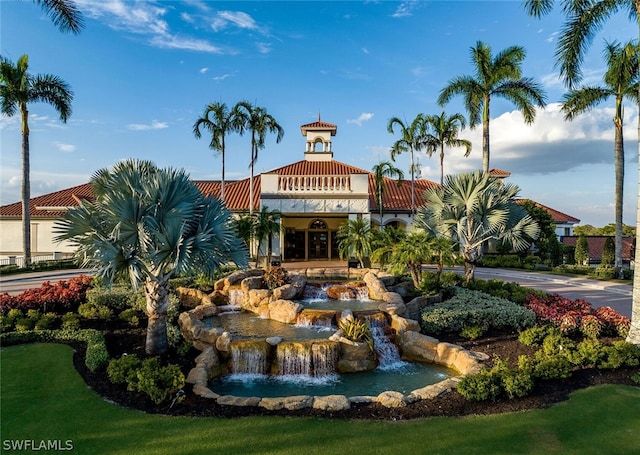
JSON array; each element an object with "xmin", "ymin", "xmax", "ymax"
[{"xmin": 0, "ymin": 328, "xmax": 108, "ymax": 371}]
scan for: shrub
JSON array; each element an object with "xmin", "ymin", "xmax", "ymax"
[
  {"xmin": 263, "ymin": 266, "xmax": 289, "ymax": 291},
  {"xmin": 61, "ymin": 313, "xmax": 80, "ymax": 330},
  {"xmin": 590, "ymin": 265, "xmax": 616, "ymax": 280},
  {"xmin": 78, "ymin": 302, "xmax": 113, "ymax": 320},
  {"xmin": 529, "ymin": 352, "xmax": 573, "ymax": 380},
  {"xmin": 518, "ymin": 325, "xmax": 556, "ymax": 347},
  {"xmin": 541, "ymin": 331, "xmax": 575, "ymax": 356},
  {"xmin": 460, "ymin": 325, "xmax": 484, "ymax": 340},
  {"xmin": 119, "ymin": 308, "xmax": 141, "ymax": 327},
  {"xmin": 456, "ymin": 368, "xmax": 502, "ymax": 401},
  {"xmin": 592, "ymin": 306, "xmax": 630, "ymax": 338},
  {"xmin": 599, "ymin": 341, "xmax": 640, "ymax": 369},
  {"xmin": 501, "ymin": 369, "xmax": 534, "ymax": 399},
  {"xmin": 118, "ymin": 356, "xmax": 185, "ymax": 405},
  {"xmin": 566, "ymin": 338, "xmax": 607, "ymax": 367},
  {"xmin": 35, "ymin": 313, "xmax": 58, "ymax": 331},
  {"xmin": 420, "ymin": 288, "xmax": 536, "ymax": 335},
  {"xmin": 338, "ymin": 317, "xmax": 373, "ymax": 351},
  {"xmin": 108, "ymin": 354, "xmax": 143, "ymax": 384},
  {"xmin": 86, "ymin": 285, "xmax": 140, "ymax": 311},
  {"xmin": 14, "ymin": 317, "xmax": 34, "ymax": 332},
  {"xmin": 464, "ymin": 279, "xmax": 538, "ymax": 305},
  {"xmin": 580, "ymin": 314, "xmax": 602, "ymax": 338}
]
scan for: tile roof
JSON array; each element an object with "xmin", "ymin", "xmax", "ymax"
[
  {"xmin": 265, "ymin": 159, "xmax": 369, "ymax": 176},
  {"xmin": 516, "ymin": 199, "xmax": 581, "ymax": 224},
  {"xmin": 300, "ymin": 120, "xmax": 337, "ymax": 135},
  {"xmin": 489, "ymin": 169, "xmax": 511, "ymax": 178},
  {"xmin": 0, "ymin": 183, "xmax": 94, "ymax": 218},
  {"xmin": 368, "ymin": 176, "xmax": 440, "ymax": 211},
  {"xmin": 561, "ymin": 236, "xmax": 634, "ymax": 261}
]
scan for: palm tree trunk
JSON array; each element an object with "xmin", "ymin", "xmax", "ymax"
[
  {"xmin": 144, "ymin": 277, "xmax": 170, "ymax": 355},
  {"xmin": 613, "ymin": 107, "xmax": 624, "ymax": 277},
  {"xmin": 221, "ymin": 136, "xmax": 226, "ymax": 204},
  {"xmin": 410, "ymin": 147, "xmax": 415, "ymax": 214},
  {"xmin": 482, "ymin": 98, "xmax": 490, "ymax": 173},
  {"xmin": 629, "ymin": 3, "xmax": 640, "ymax": 345},
  {"xmin": 21, "ymin": 104, "xmax": 31, "ymax": 268},
  {"xmin": 440, "ymin": 144, "xmax": 445, "ymax": 186}
]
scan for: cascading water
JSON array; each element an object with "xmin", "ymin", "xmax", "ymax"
[
  {"xmin": 277, "ymin": 342, "xmax": 312, "ymax": 376},
  {"xmin": 227, "ymin": 289, "xmax": 245, "ymax": 307},
  {"xmin": 230, "ymin": 341, "xmax": 268, "ymax": 374},
  {"xmin": 311, "ymin": 342, "xmax": 339, "ymax": 376},
  {"xmin": 371, "ymin": 327, "xmax": 404, "ymax": 370}
]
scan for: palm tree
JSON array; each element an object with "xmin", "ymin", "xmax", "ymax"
[
  {"xmin": 193, "ymin": 102, "xmax": 243, "ymax": 203},
  {"xmin": 384, "ymin": 231, "xmax": 435, "ymax": 288},
  {"xmin": 336, "ymin": 218, "xmax": 374, "ymax": 268},
  {"xmin": 53, "ymin": 159, "xmax": 248, "ymax": 355},
  {"xmin": 438, "ymin": 41, "xmax": 547, "ymax": 173},
  {"xmin": 33, "ymin": 0, "xmax": 84, "ymax": 34},
  {"xmin": 387, "ymin": 114, "xmax": 427, "ymax": 214},
  {"xmin": 0, "ymin": 54, "xmax": 73, "ymax": 267},
  {"xmin": 561, "ymin": 40, "xmax": 639, "ymax": 277},
  {"xmin": 254, "ymin": 207, "xmax": 281, "ymax": 266},
  {"xmin": 423, "ymin": 111, "xmax": 472, "ymax": 185},
  {"xmin": 416, "ymin": 171, "xmax": 540, "ymax": 282},
  {"xmin": 235, "ymin": 101, "xmax": 284, "ymax": 215},
  {"xmin": 523, "ymin": 0, "xmax": 640, "ymax": 344},
  {"xmin": 371, "ymin": 225, "xmax": 407, "ymax": 271},
  {"xmin": 371, "ymin": 161, "xmax": 404, "ymax": 225}
]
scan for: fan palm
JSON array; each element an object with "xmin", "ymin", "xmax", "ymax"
[
  {"xmin": 423, "ymin": 111, "xmax": 472, "ymax": 185},
  {"xmin": 372, "ymin": 161, "xmax": 404, "ymax": 225},
  {"xmin": 193, "ymin": 101, "xmax": 243, "ymax": 203},
  {"xmin": 53, "ymin": 159, "xmax": 248, "ymax": 355},
  {"xmin": 235, "ymin": 101, "xmax": 284, "ymax": 215},
  {"xmin": 524, "ymin": 0, "xmax": 640, "ymax": 344},
  {"xmin": 33, "ymin": 0, "xmax": 84, "ymax": 34},
  {"xmin": 438, "ymin": 41, "xmax": 547, "ymax": 173},
  {"xmin": 384, "ymin": 231, "xmax": 435, "ymax": 288},
  {"xmin": 562, "ymin": 40, "xmax": 639, "ymax": 276},
  {"xmin": 0, "ymin": 54, "xmax": 73, "ymax": 267},
  {"xmin": 387, "ymin": 114, "xmax": 427, "ymax": 214},
  {"xmin": 416, "ymin": 171, "xmax": 540, "ymax": 282}
]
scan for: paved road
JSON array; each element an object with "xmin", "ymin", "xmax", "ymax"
[{"xmin": 0, "ymin": 266, "xmax": 633, "ymax": 318}]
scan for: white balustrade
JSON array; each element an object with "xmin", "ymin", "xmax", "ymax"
[{"xmin": 277, "ymin": 175, "xmax": 351, "ymax": 192}]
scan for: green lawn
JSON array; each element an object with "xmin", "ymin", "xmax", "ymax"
[{"xmin": 2, "ymin": 343, "xmax": 639, "ymax": 455}]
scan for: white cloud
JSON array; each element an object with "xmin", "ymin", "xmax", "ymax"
[
  {"xmin": 54, "ymin": 142, "xmax": 76, "ymax": 153},
  {"xmin": 200, "ymin": 67, "xmax": 209, "ymax": 74},
  {"xmin": 149, "ymin": 35, "xmax": 225, "ymax": 53},
  {"xmin": 127, "ymin": 120, "xmax": 169, "ymax": 131},
  {"xmin": 256, "ymin": 42, "xmax": 272, "ymax": 54},
  {"xmin": 211, "ymin": 11, "xmax": 260, "ymax": 32},
  {"xmin": 391, "ymin": 1, "xmax": 418, "ymax": 18},
  {"xmin": 347, "ymin": 113, "xmax": 374, "ymax": 126},
  {"xmin": 213, "ymin": 73, "xmax": 234, "ymax": 82},
  {"xmin": 418, "ymin": 102, "xmax": 638, "ymax": 182}
]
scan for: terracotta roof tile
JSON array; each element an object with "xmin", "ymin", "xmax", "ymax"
[
  {"xmin": 489, "ymin": 169, "xmax": 511, "ymax": 178},
  {"xmin": 516, "ymin": 199, "xmax": 580, "ymax": 224},
  {"xmin": 0, "ymin": 183, "xmax": 94, "ymax": 218},
  {"xmin": 368, "ymin": 176, "xmax": 440, "ymax": 211},
  {"xmin": 265, "ymin": 159, "xmax": 368, "ymax": 176},
  {"xmin": 300, "ymin": 121, "xmax": 337, "ymax": 135}
]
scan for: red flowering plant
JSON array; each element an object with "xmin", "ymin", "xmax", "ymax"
[
  {"xmin": 524, "ymin": 293, "xmax": 629, "ymax": 339},
  {"xmin": 0, "ymin": 275, "xmax": 93, "ymax": 315}
]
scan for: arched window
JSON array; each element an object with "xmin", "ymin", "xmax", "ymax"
[
  {"xmin": 310, "ymin": 219, "xmax": 327, "ymax": 230},
  {"xmin": 385, "ymin": 220, "xmax": 406, "ymax": 231},
  {"xmin": 313, "ymin": 138, "xmax": 323, "ymax": 152}
]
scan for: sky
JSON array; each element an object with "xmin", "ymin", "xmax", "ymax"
[{"xmin": 1, "ymin": 0, "xmax": 638, "ymax": 227}]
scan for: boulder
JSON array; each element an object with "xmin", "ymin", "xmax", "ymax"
[
  {"xmin": 313, "ymin": 395, "xmax": 351, "ymax": 411},
  {"xmin": 209, "ymin": 290, "xmax": 228, "ymax": 306},
  {"xmin": 398, "ymin": 331, "xmax": 439, "ymax": 363},
  {"xmin": 185, "ymin": 366, "xmax": 208, "ymax": 385},
  {"xmin": 326, "ymin": 285, "xmax": 357, "ymax": 300},
  {"xmin": 404, "ymin": 296, "xmax": 433, "ymax": 321},
  {"xmin": 215, "ymin": 331, "xmax": 232, "ymax": 352},
  {"xmin": 189, "ymin": 304, "xmax": 218, "ymax": 320},
  {"xmin": 363, "ymin": 272, "xmax": 387, "ymax": 300},
  {"xmin": 266, "ymin": 336, "xmax": 283, "ymax": 346},
  {"xmin": 267, "ymin": 299, "xmax": 303, "ymax": 324},
  {"xmin": 216, "ymin": 395, "xmax": 261, "ymax": 407},
  {"xmin": 193, "ymin": 384, "xmax": 219, "ymax": 399},
  {"xmin": 288, "ymin": 273, "xmax": 307, "ymax": 298},
  {"xmin": 388, "ymin": 281, "xmax": 415, "ymax": 298},
  {"xmin": 376, "ymin": 391, "xmax": 407, "ymax": 408},
  {"xmin": 390, "ymin": 314, "xmax": 420, "ymax": 334},
  {"xmin": 272, "ymin": 283, "xmax": 298, "ymax": 300},
  {"xmin": 175, "ymin": 287, "xmax": 212, "ymax": 308},
  {"xmin": 337, "ymin": 340, "xmax": 376, "ymax": 373},
  {"xmin": 247, "ymin": 289, "xmax": 271, "ymax": 309},
  {"xmin": 197, "ymin": 327, "xmax": 224, "ymax": 345},
  {"xmin": 241, "ymin": 276, "xmax": 264, "ymax": 292}
]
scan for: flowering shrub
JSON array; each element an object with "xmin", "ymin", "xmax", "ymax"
[
  {"xmin": 524, "ymin": 293, "xmax": 630, "ymax": 338},
  {"xmin": 0, "ymin": 275, "xmax": 93, "ymax": 315}
]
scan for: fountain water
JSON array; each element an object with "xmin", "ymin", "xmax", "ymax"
[{"xmin": 229, "ymin": 340, "xmax": 269, "ymax": 374}]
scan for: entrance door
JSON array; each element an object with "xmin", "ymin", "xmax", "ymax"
[{"xmin": 308, "ymin": 231, "xmax": 328, "ymax": 259}]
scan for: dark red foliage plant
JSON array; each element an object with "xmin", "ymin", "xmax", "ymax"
[{"xmin": 0, "ymin": 275, "xmax": 94, "ymax": 315}]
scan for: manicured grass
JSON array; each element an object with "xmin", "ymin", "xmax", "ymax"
[{"xmin": 2, "ymin": 343, "xmax": 639, "ymax": 455}]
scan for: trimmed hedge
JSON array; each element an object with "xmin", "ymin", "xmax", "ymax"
[
  {"xmin": 420, "ymin": 287, "xmax": 536, "ymax": 335},
  {"xmin": 0, "ymin": 328, "xmax": 108, "ymax": 371}
]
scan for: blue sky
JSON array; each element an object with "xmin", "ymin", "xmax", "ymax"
[{"xmin": 1, "ymin": 0, "xmax": 638, "ymax": 227}]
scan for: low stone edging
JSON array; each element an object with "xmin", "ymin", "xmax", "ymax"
[{"xmin": 178, "ymin": 269, "xmax": 489, "ymax": 410}]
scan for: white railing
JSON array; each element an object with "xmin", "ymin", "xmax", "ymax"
[
  {"xmin": 0, "ymin": 253, "xmax": 75, "ymax": 269},
  {"xmin": 278, "ymin": 175, "xmax": 351, "ymax": 192}
]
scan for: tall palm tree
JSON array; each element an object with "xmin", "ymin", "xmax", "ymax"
[
  {"xmin": 33, "ymin": 0, "xmax": 84, "ymax": 34},
  {"xmin": 193, "ymin": 102, "xmax": 243, "ymax": 203},
  {"xmin": 438, "ymin": 41, "xmax": 547, "ymax": 173},
  {"xmin": 383, "ymin": 231, "xmax": 435, "ymax": 288},
  {"xmin": 235, "ymin": 101, "xmax": 284, "ymax": 215},
  {"xmin": 416, "ymin": 171, "xmax": 540, "ymax": 282},
  {"xmin": 53, "ymin": 159, "xmax": 248, "ymax": 355},
  {"xmin": 387, "ymin": 114, "xmax": 427, "ymax": 214},
  {"xmin": 372, "ymin": 161, "xmax": 404, "ymax": 225},
  {"xmin": 524, "ymin": 0, "xmax": 640, "ymax": 345},
  {"xmin": 561, "ymin": 40, "xmax": 639, "ymax": 277},
  {"xmin": 0, "ymin": 54, "xmax": 73, "ymax": 267},
  {"xmin": 423, "ymin": 111, "xmax": 472, "ymax": 185}
]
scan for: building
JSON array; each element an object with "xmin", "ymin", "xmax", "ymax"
[
  {"xmin": 561, "ymin": 235, "xmax": 634, "ymax": 266},
  {"xmin": 0, "ymin": 118, "xmax": 579, "ymax": 264}
]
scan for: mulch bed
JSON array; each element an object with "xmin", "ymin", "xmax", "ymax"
[{"xmin": 71, "ymin": 321, "xmax": 638, "ymax": 420}]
